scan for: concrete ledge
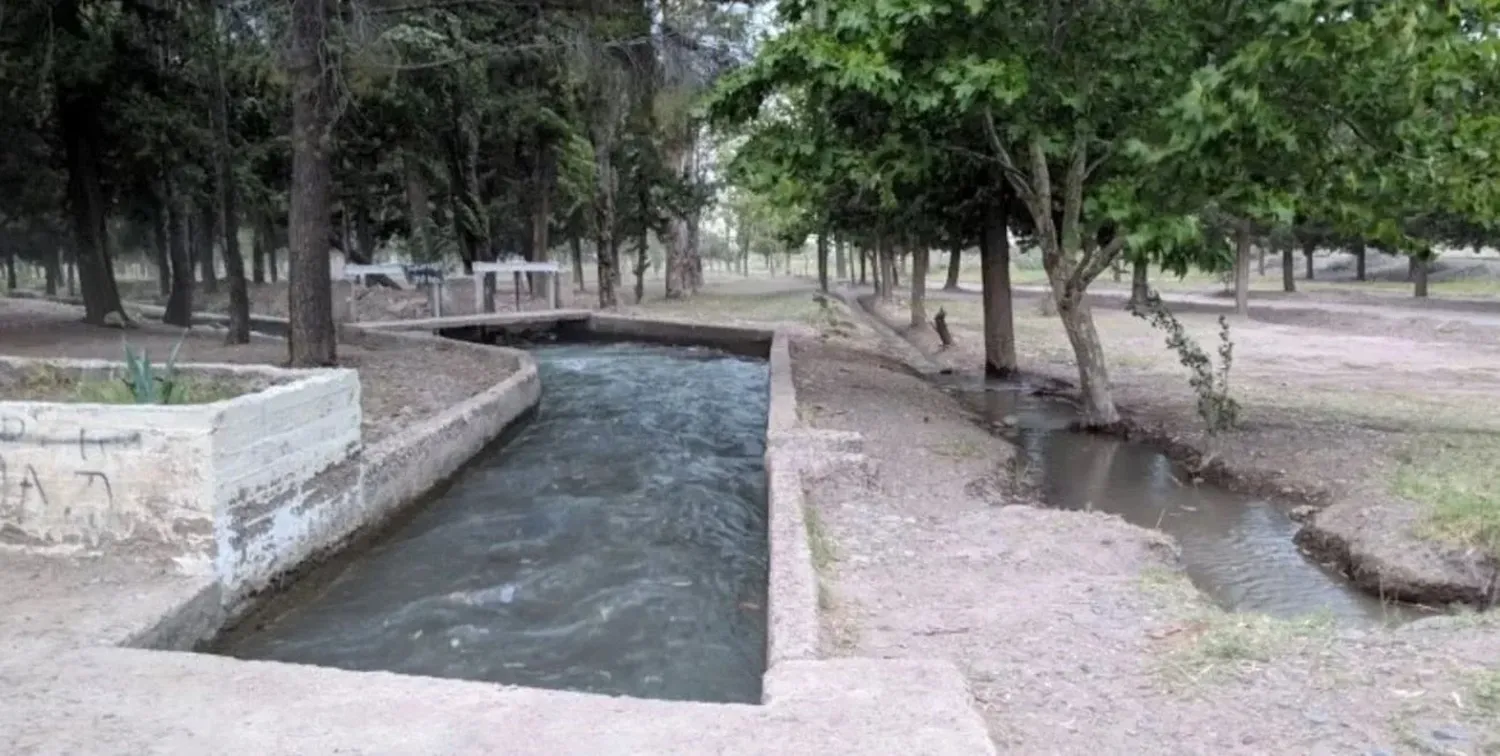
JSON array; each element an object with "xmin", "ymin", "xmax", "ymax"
[
  {"xmin": 587, "ymin": 313, "xmax": 774, "ymax": 356},
  {"xmin": 346, "ymin": 325, "xmax": 541, "ymax": 537},
  {"xmin": 356, "ymin": 310, "xmax": 592, "ymax": 332},
  {"xmin": 2, "ymin": 648, "xmax": 995, "ymax": 754}
]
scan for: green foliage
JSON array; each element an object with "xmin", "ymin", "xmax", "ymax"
[
  {"xmin": 1128, "ymin": 292, "xmax": 1240, "ymax": 434},
  {"xmin": 119, "ymin": 332, "xmax": 187, "ymax": 405}
]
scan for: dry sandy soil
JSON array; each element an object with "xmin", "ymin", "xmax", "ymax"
[
  {"xmin": 0, "ymin": 297, "xmax": 511, "ymax": 442},
  {"xmin": 624, "ymin": 282, "xmax": 1500, "ymax": 754}
]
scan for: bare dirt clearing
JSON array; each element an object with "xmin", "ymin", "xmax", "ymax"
[{"xmin": 0, "ymin": 298, "xmax": 510, "ymax": 442}]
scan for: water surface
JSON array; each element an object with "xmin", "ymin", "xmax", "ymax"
[
  {"xmin": 223, "ymin": 342, "xmax": 770, "ymax": 703},
  {"xmin": 938, "ymin": 375, "xmax": 1416, "ymax": 624}
]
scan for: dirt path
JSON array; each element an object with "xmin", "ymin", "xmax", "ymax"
[
  {"xmin": 791, "ymin": 334, "xmax": 1500, "ymax": 754},
  {"xmin": 939, "ymin": 283, "xmax": 1500, "ymax": 345},
  {"xmin": 0, "ymin": 298, "xmax": 512, "ymax": 442}
]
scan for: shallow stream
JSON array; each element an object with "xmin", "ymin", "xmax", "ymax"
[
  {"xmin": 222, "ymin": 342, "xmax": 770, "ymax": 703},
  {"xmin": 937, "ymin": 375, "xmax": 1417, "ymax": 624}
]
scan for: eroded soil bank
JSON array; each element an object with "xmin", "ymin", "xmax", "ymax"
[{"xmin": 867, "ymin": 291, "xmax": 1499, "ymax": 609}]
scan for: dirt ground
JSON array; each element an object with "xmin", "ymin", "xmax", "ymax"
[
  {"xmin": 790, "ymin": 332, "xmax": 1499, "ymax": 754},
  {"xmin": 0, "ymin": 298, "xmax": 511, "ymax": 442},
  {"xmin": 621, "ymin": 282, "xmax": 1500, "ymax": 752},
  {"xmin": 867, "ymin": 286, "xmax": 1500, "ymax": 604}
]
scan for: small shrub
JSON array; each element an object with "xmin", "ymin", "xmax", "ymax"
[
  {"xmin": 120, "ymin": 332, "xmax": 187, "ymax": 404},
  {"xmin": 1128, "ymin": 291, "xmax": 1240, "ymax": 433}
]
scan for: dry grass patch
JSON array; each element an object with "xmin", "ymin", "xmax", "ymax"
[
  {"xmin": 1141, "ymin": 567, "xmax": 1339, "ymax": 691},
  {"xmin": 1394, "ymin": 434, "xmax": 1500, "ymax": 560}
]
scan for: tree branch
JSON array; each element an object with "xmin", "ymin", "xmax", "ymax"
[
  {"xmin": 982, "ymin": 108, "xmax": 1038, "ymax": 206},
  {"xmin": 1073, "ymin": 232, "xmax": 1127, "ymax": 289}
]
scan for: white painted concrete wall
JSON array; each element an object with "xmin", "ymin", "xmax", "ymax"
[
  {"xmin": 0, "ymin": 359, "xmax": 360, "ymax": 592},
  {"xmin": 0, "ymin": 394, "xmax": 217, "ymax": 556}
]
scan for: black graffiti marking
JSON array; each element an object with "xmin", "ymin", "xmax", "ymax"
[
  {"xmin": 0, "ymin": 431, "xmax": 142, "ymax": 453},
  {"xmin": 75, "ymin": 470, "xmax": 114, "ymax": 508},
  {"xmin": 16, "ymin": 463, "xmax": 46, "ymax": 508},
  {"xmin": 77, "ymin": 428, "xmax": 142, "ymax": 460},
  {"xmin": 0, "ymin": 416, "xmax": 24, "ymax": 443}
]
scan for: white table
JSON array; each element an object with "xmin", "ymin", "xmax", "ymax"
[{"xmin": 470, "ymin": 261, "xmax": 563, "ymax": 312}]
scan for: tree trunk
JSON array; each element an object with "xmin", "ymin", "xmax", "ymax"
[
  {"xmin": 404, "ymin": 149, "xmax": 431, "ymax": 261},
  {"xmin": 211, "ymin": 1, "xmax": 250, "ymax": 345},
  {"xmin": 633, "ymin": 226, "xmax": 649, "ymax": 304},
  {"xmin": 592, "ymin": 139, "xmax": 618, "ymax": 308},
  {"xmin": 1303, "ymin": 241, "xmax": 1315, "ymax": 280},
  {"xmin": 909, "ymin": 247, "xmax": 927, "ymax": 327},
  {"xmin": 1281, "ymin": 243, "xmax": 1296, "ymax": 292},
  {"xmin": 163, "ymin": 183, "xmax": 195, "ymax": 327},
  {"xmin": 1233, "ymin": 225, "xmax": 1251, "ymax": 316},
  {"xmin": 57, "ymin": 78, "xmax": 126, "ymax": 324},
  {"xmin": 267, "ymin": 231, "xmax": 279, "ymax": 283},
  {"xmin": 4, "ymin": 255, "xmax": 15, "ymax": 290},
  {"xmin": 1414, "ymin": 253, "xmax": 1429, "ymax": 298},
  {"xmin": 816, "ymin": 232, "xmax": 830, "ymax": 292},
  {"xmin": 529, "ymin": 144, "xmax": 553, "ymax": 295},
  {"xmin": 1257, "ymin": 247, "xmax": 1266, "ymax": 276},
  {"xmin": 858, "ymin": 246, "xmax": 867, "ymax": 286},
  {"xmin": 944, "ymin": 245, "xmax": 962, "ymax": 291},
  {"xmin": 1354, "ymin": 242, "xmax": 1367, "ymax": 281},
  {"xmin": 834, "ymin": 237, "xmax": 847, "ymax": 282},
  {"xmin": 66, "ymin": 257, "xmax": 76, "ymax": 298},
  {"xmin": 287, "ymin": 0, "xmax": 337, "ymax": 366},
  {"xmin": 152, "ymin": 191, "xmax": 171, "ymax": 298},
  {"xmin": 1129, "ymin": 255, "xmax": 1148, "ymax": 308},
  {"xmin": 194, "ymin": 203, "xmax": 218, "ymax": 293},
  {"xmin": 44, "ymin": 247, "xmax": 60, "ymax": 296},
  {"xmin": 980, "ymin": 212, "xmax": 1016, "ymax": 376},
  {"xmin": 252, "ymin": 219, "xmax": 267, "ymax": 284},
  {"xmin": 570, "ymin": 235, "xmax": 586, "ymax": 292},
  {"xmin": 1057, "ymin": 293, "xmax": 1118, "ymax": 428}
]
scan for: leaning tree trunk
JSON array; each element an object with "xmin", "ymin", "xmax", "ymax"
[
  {"xmin": 1281, "ymin": 243, "xmax": 1296, "ymax": 292},
  {"xmin": 286, "ymin": 0, "xmax": 337, "ymax": 366},
  {"xmin": 944, "ymin": 246, "xmax": 962, "ymax": 291},
  {"xmin": 163, "ymin": 183, "xmax": 195, "ymax": 327},
  {"xmin": 1056, "ymin": 291, "xmax": 1118, "ymax": 428},
  {"xmin": 1233, "ymin": 225, "xmax": 1252, "ymax": 316},
  {"xmin": 1129, "ymin": 254, "xmax": 1148, "ymax": 308},
  {"xmin": 980, "ymin": 211, "xmax": 1016, "ymax": 376},
  {"xmin": 57, "ymin": 86, "xmax": 127, "ymax": 324},
  {"xmin": 909, "ymin": 246, "xmax": 927, "ymax": 327}
]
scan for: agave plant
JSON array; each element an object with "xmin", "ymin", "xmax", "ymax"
[{"xmin": 119, "ymin": 331, "xmax": 187, "ymax": 404}]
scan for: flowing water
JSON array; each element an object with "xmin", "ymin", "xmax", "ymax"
[
  {"xmin": 938, "ymin": 376, "xmax": 1419, "ymax": 624},
  {"xmin": 222, "ymin": 343, "xmax": 770, "ymax": 703}
]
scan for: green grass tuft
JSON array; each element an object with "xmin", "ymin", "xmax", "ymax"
[{"xmin": 1393, "ymin": 434, "xmax": 1500, "ymax": 559}]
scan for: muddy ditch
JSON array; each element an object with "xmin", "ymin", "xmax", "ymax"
[{"xmin": 846, "ymin": 290, "xmax": 1457, "ymax": 623}]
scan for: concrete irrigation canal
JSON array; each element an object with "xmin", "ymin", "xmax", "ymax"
[{"xmin": 219, "ymin": 342, "xmax": 771, "ymax": 703}]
